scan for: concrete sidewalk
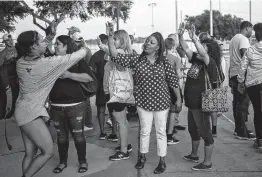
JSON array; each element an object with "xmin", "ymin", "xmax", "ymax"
[{"xmin": 0, "ymin": 96, "xmax": 262, "ymax": 177}]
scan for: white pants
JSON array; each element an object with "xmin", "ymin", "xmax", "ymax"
[{"xmin": 137, "ymin": 107, "xmax": 169, "ymax": 157}]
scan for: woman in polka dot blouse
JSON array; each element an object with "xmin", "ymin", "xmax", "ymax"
[{"xmin": 106, "ymin": 22, "xmax": 182, "ymax": 174}]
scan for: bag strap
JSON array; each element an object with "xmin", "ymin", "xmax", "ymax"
[
  {"xmin": 4, "ymin": 88, "xmax": 13, "ymax": 151},
  {"xmin": 203, "ymin": 65, "xmax": 212, "ymax": 90},
  {"xmin": 216, "ymin": 66, "xmax": 222, "ymax": 87}
]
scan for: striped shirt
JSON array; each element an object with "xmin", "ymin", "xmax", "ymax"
[
  {"xmin": 238, "ymin": 42, "xmax": 262, "ymax": 87},
  {"xmin": 14, "ymin": 48, "xmax": 88, "ymax": 126}
]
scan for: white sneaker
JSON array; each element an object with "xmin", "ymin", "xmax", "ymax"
[
  {"xmin": 106, "ymin": 118, "xmax": 113, "ymax": 127},
  {"xmin": 84, "ymin": 126, "xmax": 93, "ymax": 131}
]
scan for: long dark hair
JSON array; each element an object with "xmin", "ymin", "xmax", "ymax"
[
  {"xmin": 16, "ymin": 30, "xmax": 39, "ymax": 57},
  {"xmin": 56, "ymin": 35, "xmax": 78, "ymax": 54},
  {"xmin": 140, "ymin": 32, "xmax": 165, "ymax": 63},
  {"xmin": 201, "ymin": 39, "xmax": 221, "ymax": 67}
]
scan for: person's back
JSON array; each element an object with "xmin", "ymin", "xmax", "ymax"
[
  {"xmin": 229, "ymin": 34, "xmax": 250, "ymax": 78},
  {"xmin": 242, "ymin": 43, "xmax": 262, "ymax": 87},
  {"xmin": 166, "ymin": 53, "xmax": 180, "ymax": 71}
]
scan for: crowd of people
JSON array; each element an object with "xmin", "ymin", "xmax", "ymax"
[{"xmin": 0, "ymin": 19, "xmax": 262, "ymax": 177}]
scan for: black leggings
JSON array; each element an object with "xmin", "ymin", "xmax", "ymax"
[{"xmin": 247, "ymin": 84, "xmax": 262, "ymax": 140}]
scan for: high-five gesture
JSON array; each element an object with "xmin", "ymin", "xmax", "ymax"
[
  {"xmin": 178, "ymin": 22, "xmax": 185, "ymax": 38},
  {"xmin": 106, "ymin": 22, "xmax": 114, "ymax": 36}
]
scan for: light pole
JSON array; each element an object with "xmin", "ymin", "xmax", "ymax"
[
  {"xmin": 148, "ymin": 3, "xmax": 156, "ymax": 33},
  {"xmin": 175, "ymin": 0, "xmax": 178, "ymax": 32},
  {"xmin": 210, "ymin": 0, "xmax": 213, "ymax": 36},
  {"xmin": 249, "ymin": 0, "xmax": 251, "ymax": 22}
]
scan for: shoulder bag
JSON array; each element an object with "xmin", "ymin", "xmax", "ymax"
[{"xmin": 201, "ymin": 66, "xmax": 229, "ymax": 112}]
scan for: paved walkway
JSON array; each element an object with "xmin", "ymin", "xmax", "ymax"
[{"xmin": 0, "ymin": 92, "xmax": 262, "ymax": 177}]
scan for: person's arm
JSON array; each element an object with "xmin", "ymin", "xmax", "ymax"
[
  {"xmin": 192, "ymin": 38, "xmax": 210, "ymax": 65},
  {"xmin": 163, "ymin": 59, "xmax": 182, "ymax": 112},
  {"xmin": 174, "ymin": 56, "xmax": 182, "ymax": 79},
  {"xmin": 60, "ymin": 71, "xmax": 93, "ymax": 82},
  {"xmin": 239, "ymin": 37, "xmax": 250, "ymax": 58},
  {"xmin": 82, "ymin": 47, "xmax": 92, "ymax": 64},
  {"xmin": 179, "ymin": 35, "xmax": 193, "ymax": 60},
  {"xmin": 177, "ymin": 22, "xmax": 193, "ymax": 60},
  {"xmin": 45, "ymin": 41, "xmax": 89, "ymax": 78},
  {"xmin": 237, "ymin": 50, "xmax": 249, "ymax": 88},
  {"xmin": 189, "ymin": 25, "xmax": 209, "ymax": 65}
]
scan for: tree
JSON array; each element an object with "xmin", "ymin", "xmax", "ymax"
[
  {"xmin": 0, "ymin": 1, "xmax": 133, "ymax": 33},
  {"xmin": 185, "ymin": 10, "xmax": 243, "ymax": 40},
  {"xmin": 0, "ymin": 1, "xmax": 28, "ymax": 32}
]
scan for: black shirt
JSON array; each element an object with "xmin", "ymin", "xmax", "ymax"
[
  {"xmin": 89, "ymin": 50, "xmax": 107, "ymax": 92},
  {"xmin": 49, "ymin": 59, "xmax": 89, "ymax": 104},
  {"xmin": 184, "ymin": 52, "xmax": 217, "ymax": 109}
]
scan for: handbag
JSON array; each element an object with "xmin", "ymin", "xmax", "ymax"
[
  {"xmin": 201, "ymin": 66, "xmax": 229, "ymax": 112},
  {"xmin": 80, "ymin": 65, "xmax": 98, "ymax": 98},
  {"xmin": 108, "ymin": 65, "xmax": 135, "ymax": 104}
]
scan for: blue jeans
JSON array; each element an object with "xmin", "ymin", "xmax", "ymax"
[{"xmin": 51, "ymin": 102, "xmax": 87, "ymax": 164}]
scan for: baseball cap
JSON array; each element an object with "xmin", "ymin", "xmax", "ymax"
[
  {"xmin": 2, "ymin": 34, "xmax": 12, "ymax": 43},
  {"xmin": 67, "ymin": 26, "xmax": 81, "ymax": 33},
  {"xmin": 71, "ymin": 32, "xmax": 83, "ymax": 42}
]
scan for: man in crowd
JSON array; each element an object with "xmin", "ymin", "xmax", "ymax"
[{"xmin": 229, "ymin": 21, "xmax": 256, "ymax": 140}]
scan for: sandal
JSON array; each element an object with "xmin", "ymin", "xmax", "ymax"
[
  {"xmin": 53, "ymin": 163, "xmax": 67, "ymax": 174},
  {"xmin": 78, "ymin": 163, "xmax": 88, "ymax": 173}
]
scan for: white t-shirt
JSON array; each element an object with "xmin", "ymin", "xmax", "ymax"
[{"xmin": 229, "ymin": 34, "xmax": 250, "ymax": 78}]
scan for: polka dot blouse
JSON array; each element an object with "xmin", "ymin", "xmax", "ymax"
[{"xmin": 111, "ymin": 53, "xmax": 179, "ymax": 111}]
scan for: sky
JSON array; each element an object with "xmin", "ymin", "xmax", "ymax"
[{"xmin": 1, "ymin": 0, "xmax": 262, "ymax": 40}]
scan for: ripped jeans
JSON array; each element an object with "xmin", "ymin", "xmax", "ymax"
[{"xmin": 51, "ymin": 102, "xmax": 87, "ymax": 164}]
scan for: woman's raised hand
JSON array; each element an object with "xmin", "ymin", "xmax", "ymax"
[
  {"xmin": 106, "ymin": 22, "xmax": 114, "ymax": 36},
  {"xmin": 188, "ymin": 24, "xmax": 197, "ymax": 40},
  {"xmin": 178, "ymin": 22, "xmax": 185, "ymax": 38}
]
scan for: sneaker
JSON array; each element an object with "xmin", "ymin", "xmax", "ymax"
[
  {"xmin": 115, "ymin": 144, "xmax": 133, "ymax": 153},
  {"xmin": 235, "ymin": 134, "xmax": 249, "ymax": 140},
  {"xmin": 247, "ymin": 133, "xmax": 256, "ymax": 141},
  {"xmin": 253, "ymin": 140, "xmax": 262, "ymax": 150},
  {"xmin": 183, "ymin": 155, "xmax": 199, "ymax": 163},
  {"xmin": 234, "ymin": 130, "xmax": 254, "ymax": 136},
  {"xmin": 99, "ymin": 133, "xmax": 107, "ymax": 140},
  {"xmin": 174, "ymin": 125, "xmax": 186, "ymax": 130},
  {"xmin": 212, "ymin": 133, "xmax": 217, "ymax": 137},
  {"xmin": 109, "ymin": 152, "xmax": 130, "ymax": 161},
  {"xmin": 235, "ymin": 133, "xmax": 256, "ymax": 141},
  {"xmin": 192, "ymin": 163, "xmax": 212, "ymax": 171},
  {"xmin": 248, "ymin": 130, "xmax": 254, "ymax": 135},
  {"xmin": 106, "ymin": 118, "xmax": 113, "ymax": 128},
  {"xmin": 84, "ymin": 126, "xmax": 93, "ymax": 131},
  {"xmin": 107, "ymin": 134, "xmax": 118, "ymax": 142},
  {"xmin": 167, "ymin": 136, "xmax": 179, "ymax": 145}
]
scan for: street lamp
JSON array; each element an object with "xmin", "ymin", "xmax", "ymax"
[{"xmin": 148, "ymin": 3, "xmax": 157, "ymax": 33}]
